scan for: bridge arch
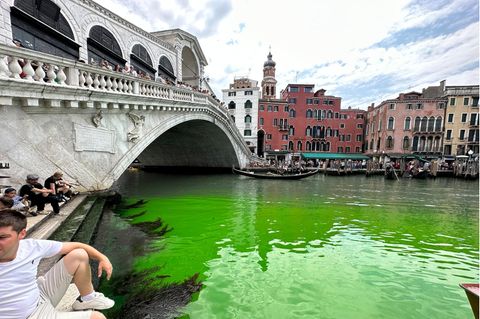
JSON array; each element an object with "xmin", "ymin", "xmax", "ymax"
[{"xmin": 103, "ymin": 113, "xmax": 244, "ymax": 186}]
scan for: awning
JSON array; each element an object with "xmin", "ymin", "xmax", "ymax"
[{"xmin": 301, "ymin": 153, "xmax": 369, "ymax": 160}]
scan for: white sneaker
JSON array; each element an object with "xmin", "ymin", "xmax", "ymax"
[{"xmin": 72, "ymin": 292, "xmax": 115, "ymax": 311}]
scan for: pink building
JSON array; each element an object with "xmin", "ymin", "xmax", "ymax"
[{"xmin": 365, "ymin": 83, "xmax": 447, "ymax": 158}]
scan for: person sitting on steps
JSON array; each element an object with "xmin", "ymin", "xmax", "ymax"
[
  {"xmin": 44, "ymin": 172, "xmax": 73, "ymax": 202},
  {"xmin": 19, "ymin": 174, "xmax": 59, "ymax": 215},
  {"xmin": 0, "ymin": 209, "xmax": 115, "ymax": 319}
]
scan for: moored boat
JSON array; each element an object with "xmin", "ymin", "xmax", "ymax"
[
  {"xmin": 460, "ymin": 283, "xmax": 479, "ymax": 319},
  {"xmin": 232, "ymin": 167, "xmax": 319, "ymax": 180}
]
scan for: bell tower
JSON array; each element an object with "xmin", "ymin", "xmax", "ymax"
[{"xmin": 261, "ymin": 51, "xmax": 277, "ymax": 99}]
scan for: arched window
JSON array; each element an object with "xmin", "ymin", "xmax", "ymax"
[
  {"xmin": 326, "ymin": 127, "xmax": 331, "ymax": 137},
  {"xmin": 306, "ymin": 126, "xmax": 311, "ymax": 136},
  {"xmin": 88, "ymin": 25, "xmax": 125, "ymax": 67},
  {"xmin": 426, "ymin": 136, "xmax": 433, "ymax": 152},
  {"xmin": 414, "ymin": 117, "xmax": 421, "ymax": 131},
  {"xmin": 377, "ymin": 138, "xmax": 381, "ymax": 150},
  {"xmin": 289, "ymin": 126, "xmax": 295, "ymax": 136},
  {"xmin": 228, "ymin": 101, "xmax": 236, "ymax": 109},
  {"xmin": 404, "ymin": 117, "xmax": 411, "ymax": 130},
  {"xmin": 386, "ymin": 136, "xmax": 394, "ymax": 149},
  {"xmin": 316, "ymin": 141, "xmax": 321, "ymax": 151},
  {"xmin": 306, "ymin": 141, "xmax": 311, "ymax": 151},
  {"xmin": 259, "ymin": 117, "xmax": 264, "ymax": 125},
  {"xmin": 325, "ymin": 142, "xmax": 330, "ymax": 151},
  {"xmin": 412, "ymin": 136, "xmax": 419, "ymax": 151},
  {"xmin": 370, "ymin": 139, "xmax": 374, "ymax": 150},
  {"xmin": 245, "ymin": 100, "xmax": 252, "ymax": 108},
  {"xmin": 403, "ymin": 136, "xmax": 410, "ymax": 150},
  {"xmin": 288, "ymin": 141, "xmax": 294, "ymax": 151},
  {"xmin": 434, "ymin": 136, "xmax": 441, "ymax": 151},
  {"xmin": 327, "ymin": 110, "xmax": 333, "ymax": 118},
  {"xmin": 158, "ymin": 56, "xmax": 175, "ymax": 80},
  {"xmin": 427, "ymin": 117, "xmax": 435, "ymax": 132},
  {"xmin": 12, "ymin": 0, "xmax": 79, "ymax": 59},
  {"xmin": 435, "ymin": 116, "xmax": 442, "ymax": 131},
  {"xmin": 420, "ymin": 117, "xmax": 428, "ymax": 132},
  {"xmin": 289, "ymin": 109, "xmax": 296, "ymax": 118},
  {"xmin": 306, "ymin": 109, "xmax": 313, "ymax": 118},
  {"xmin": 313, "ymin": 110, "xmax": 318, "ymax": 119},
  {"xmin": 131, "ymin": 44, "xmax": 155, "ymax": 77},
  {"xmin": 388, "ymin": 117, "xmax": 395, "ymax": 130},
  {"xmin": 419, "ymin": 136, "xmax": 426, "ymax": 151},
  {"xmin": 319, "ymin": 126, "xmax": 325, "ymax": 138},
  {"xmin": 244, "ymin": 115, "xmax": 252, "ymax": 123},
  {"xmin": 321, "ymin": 110, "xmax": 326, "ymax": 119},
  {"xmin": 297, "ymin": 141, "xmax": 302, "ymax": 151}
]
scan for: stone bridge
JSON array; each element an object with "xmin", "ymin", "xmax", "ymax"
[{"xmin": 0, "ymin": 45, "xmax": 252, "ymax": 191}]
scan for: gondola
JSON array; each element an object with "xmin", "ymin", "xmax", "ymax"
[
  {"xmin": 460, "ymin": 283, "xmax": 479, "ymax": 319},
  {"xmin": 232, "ymin": 167, "xmax": 319, "ymax": 180}
]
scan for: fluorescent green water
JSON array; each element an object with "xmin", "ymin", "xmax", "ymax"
[{"xmin": 116, "ymin": 171, "xmax": 479, "ymax": 319}]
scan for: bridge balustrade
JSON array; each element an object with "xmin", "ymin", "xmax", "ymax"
[{"xmin": 0, "ymin": 44, "xmax": 217, "ymax": 112}]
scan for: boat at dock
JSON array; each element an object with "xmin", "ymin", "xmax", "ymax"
[{"xmin": 232, "ymin": 167, "xmax": 319, "ymax": 180}]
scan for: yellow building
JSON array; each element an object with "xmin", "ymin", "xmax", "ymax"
[{"xmin": 443, "ymin": 85, "xmax": 479, "ymax": 155}]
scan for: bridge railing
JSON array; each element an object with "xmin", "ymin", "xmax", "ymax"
[{"xmin": 0, "ymin": 44, "xmax": 218, "ymax": 111}]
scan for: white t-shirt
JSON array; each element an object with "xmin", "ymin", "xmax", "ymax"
[{"xmin": 0, "ymin": 239, "xmax": 62, "ymax": 319}]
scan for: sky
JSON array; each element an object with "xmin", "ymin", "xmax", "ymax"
[{"xmin": 94, "ymin": 0, "xmax": 479, "ymax": 109}]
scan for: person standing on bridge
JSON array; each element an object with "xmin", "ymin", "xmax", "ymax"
[{"xmin": 0, "ymin": 209, "xmax": 115, "ymax": 319}]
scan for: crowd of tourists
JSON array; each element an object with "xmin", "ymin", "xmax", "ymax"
[{"xmin": 0, "ymin": 171, "xmax": 77, "ymax": 217}]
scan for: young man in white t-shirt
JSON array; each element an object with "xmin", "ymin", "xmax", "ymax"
[{"xmin": 0, "ymin": 209, "xmax": 115, "ymax": 319}]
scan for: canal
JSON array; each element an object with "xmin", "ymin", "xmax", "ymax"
[{"xmin": 105, "ymin": 171, "xmax": 479, "ymax": 319}]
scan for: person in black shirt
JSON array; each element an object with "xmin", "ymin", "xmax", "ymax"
[
  {"xmin": 19, "ymin": 174, "xmax": 60, "ymax": 215},
  {"xmin": 44, "ymin": 171, "xmax": 72, "ymax": 201}
]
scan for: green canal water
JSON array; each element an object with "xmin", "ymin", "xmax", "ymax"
[{"xmin": 113, "ymin": 171, "xmax": 479, "ymax": 319}]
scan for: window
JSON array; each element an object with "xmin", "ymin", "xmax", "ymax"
[
  {"xmin": 267, "ymin": 134, "xmax": 272, "ymax": 140},
  {"xmin": 450, "ymin": 97, "xmax": 456, "ymax": 106},
  {"xmin": 306, "ymin": 99, "xmax": 313, "ymax": 104},
  {"xmin": 289, "ymin": 86, "xmax": 299, "ymax": 93},
  {"xmin": 345, "ymin": 147, "xmax": 351, "ymax": 153},
  {"xmin": 282, "ymin": 134, "xmax": 288, "ymax": 140},
  {"xmin": 459, "ymin": 113, "xmax": 467, "ymax": 123},
  {"xmin": 267, "ymin": 105, "xmax": 272, "ymax": 111},
  {"xmin": 471, "ymin": 113, "xmax": 479, "ymax": 126},
  {"xmin": 284, "ymin": 105, "xmax": 289, "ymax": 112},
  {"xmin": 289, "ymin": 126, "xmax": 295, "ymax": 136},
  {"xmin": 228, "ymin": 92, "xmax": 236, "ymax": 97},
  {"xmin": 335, "ymin": 112, "xmax": 339, "ymax": 119},
  {"xmin": 346, "ymin": 135, "xmax": 352, "ymax": 141},
  {"xmin": 389, "ymin": 103, "xmax": 395, "ymax": 110},
  {"xmin": 446, "ymin": 129, "xmax": 452, "ymax": 140},
  {"xmin": 288, "ymin": 141, "xmax": 294, "ymax": 151},
  {"xmin": 420, "ymin": 117, "xmax": 427, "ymax": 131},
  {"xmin": 228, "ymin": 101, "xmax": 236, "ymax": 109},
  {"xmin": 427, "ymin": 117, "xmax": 435, "ymax": 131},
  {"xmin": 468, "ymin": 129, "xmax": 479, "ymax": 142},
  {"xmin": 327, "ymin": 111, "xmax": 333, "ymax": 119},
  {"xmin": 339, "ymin": 135, "xmax": 345, "ymax": 141},
  {"xmin": 306, "ymin": 126, "xmax": 311, "ymax": 136},
  {"xmin": 459, "ymin": 129, "xmax": 466, "ymax": 140},
  {"xmin": 340, "ymin": 123, "xmax": 345, "ymax": 128},
  {"xmin": 387, "ymin": 117, "xmax": 395, "ymax": 130},
  {"xmin": 386, "ymin": 136, "xmax": 393, "ymax": 149},
  {"xmin": 289, "ymin": 109, "xmax": 296, "ymax": 117},
  {"xmin": 378, "ymin": 120, "xmax": 382, "ymax": 131},
  {"xmin": 356, "ymin": 134, "xmax": 363, "ymax": 141},
  {"xmin": 338, "ymin": 147, "xmax": 343, "ymax": 153},
  {"xmin": 273, "ymin": 105, "xmax": 278, "ymax": 112},
  {"xmin": 259, "ymin": 104, "xmax": 264, "ymax": 111},
  {"xmin": 356, "ymin": 147, "xmax": 361, "ymax": 153},
  {"xmin": 357, "ymin": 123, "xmax": 363, "ymax": 129},
  {"xmin": 306, "ymin": 109, "xmax": 313, "ymax": 118},
  {"xmin": 437, "ymin": 102, "xmax": 445, "ymax": 109},
  {"xmin": 447, "ymin": 113, "xmax": 454, "ymax": 123},
  {"xmin": 407, "ymin": 103, "xmax": 413, "ymax": 110},
  {"xmin": 244, "ymin": 115, "xmax": 252, "ymax": 123},
  {"xmin": 288, "ymin": 98, "xmax": 297, "ymax": 104},
  {"xmin": 435, "ymin": 117, "xmax": 442, "ymax": 131},
  {"xmin": 244, "ymin": 100, "xmax": 252, "ymax": 108},
  {"xmin": 304, "ymin": 87, "xmax": 313, "ymax": 93},
  {"xmin": 416, "ymin": 103, "xmax": 423, "ymax": 110},
  {"xmin": 244, "ymin": 130, "xmax": 251, "ymax": 136},
  {"xmin": 297, "ymin": 141, "xmax": 302, "ymax": 150},
  {"xmin": 356, "ymin": 114, "xmax": 364, "ymax": 119},
  {"xmin": 403, "ymin": 136, "xmax": 409, "ymax": 150},
  {"xmin": 404, "ymin": 117, "xmax": 411, "ymax": 130},
  {"xmin": 314, "ymin": 99, "xmax": 320, "ymax": 104},
  {"xmin": 472, "ymin": 97, "xmax": 479, "ymax": 107},
  {"xmin": 464, "ymin": 97, "xmax": 469, "ymax": 105},
  {"xmin": 273, "ymin": 118, "xmax": 278, "ymax": 126},
  {"xmin": 245, "ymin": 90, "xmax": 253, "ymax": 95},
  {"xmin": 260, "ymin": 118, "xmax": 264, "ymax": 125}
]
